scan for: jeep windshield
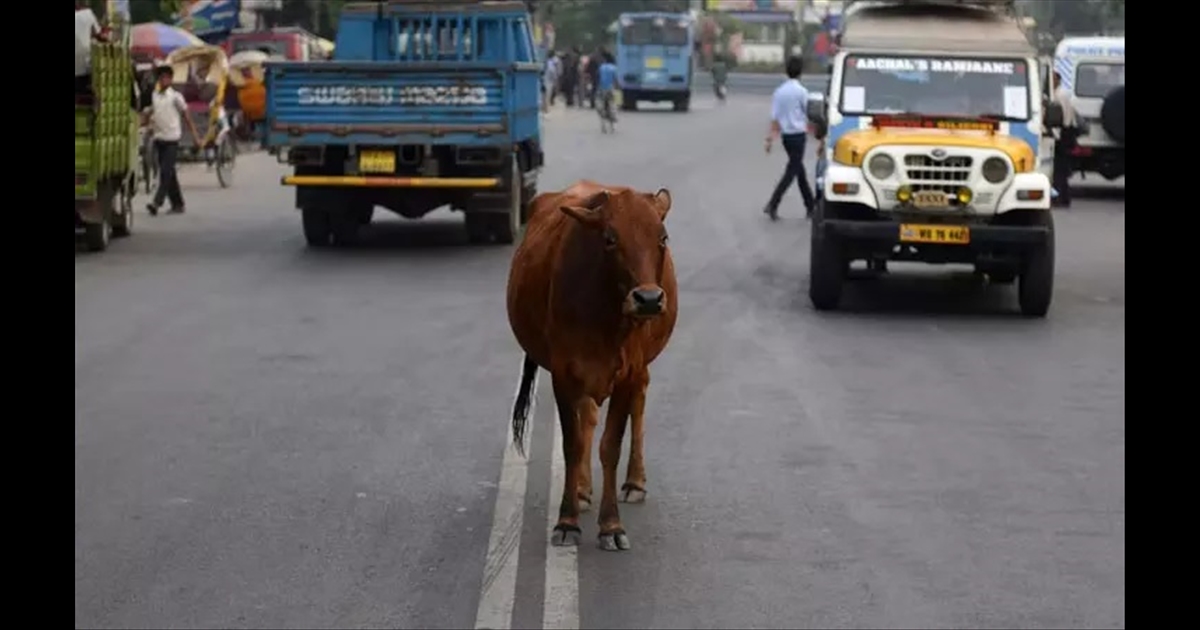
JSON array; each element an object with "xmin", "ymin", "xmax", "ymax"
[
  {"xmin": 1074, "ymin": 62, "xmax": 1124, "ymax": 98},
  {"xmin": 839, "ymin": 54, "xmax": 1032, "ymax": 121}
]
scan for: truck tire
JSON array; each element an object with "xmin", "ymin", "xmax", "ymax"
[
  {"xmin": 1018, "ymin": 213, "xmax": 1055, "ymax": 318},
  {"xmin": 673, "ymin": 96, "xmax": 690, "ymax": 112},
  {"xmin": 83, "ymin": 214, "xmax": 111, "ymax": 252},
  {"xmin": 330, "ymin": 209, "xmax": 361, "ymax": 247},
  {"xmin": 808, "ymin": 201, "xmax": 847, "ymax": 311},
  {"xmin": 482, "ymin": 156, "xmax": 527, "ymax": 245},
  {"xmin": 111, "ymin": 175, "xmax": 135, "ymax": 238},
  {"xmin": 301, "ymin": 206, "xmax": 332, "ymax": 247},
  {"xmin": 1100, "ymin": 86, "xmax": 1125, "ymax": 144}
]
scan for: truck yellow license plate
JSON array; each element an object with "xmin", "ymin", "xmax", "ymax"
[
  {"xmin": 359, "ymin": 150, "xmax": 395, "ymax": 174},
  {"xmin": 899, "ymin": 224, "xmax": 970, "ymax": 245},
  {"xmin": 912, "ymin": 191, "xmax": 949, "ymax": 207},
  {"xmin": 645, "ymin": 57, "xmax": 664, "ymax": 69}
]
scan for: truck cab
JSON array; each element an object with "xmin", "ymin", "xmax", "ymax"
[
  {"xmin": 1053, "ymin": 36, "xmax": 1124, "ymax": 181},
  {"xmin": 810, "ymin": 0, "xmax": 1063, "ymax": 317},
  {"xmin": 264, "ymin": 0, "xmax": 544, "ymax": 246}
]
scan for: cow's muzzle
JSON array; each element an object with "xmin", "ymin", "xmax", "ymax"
[{"xmin": 625, "ymin": 286, "xmax": 666, "ymax": 317}]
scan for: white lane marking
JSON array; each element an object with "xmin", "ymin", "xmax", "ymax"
[
  {"xmin": 473, "ymin": 365, "xmax": 539, "ymax": 630},
  {"xmin": 543, "ymin": 407, "xmax": 580, "ymax": 630}
]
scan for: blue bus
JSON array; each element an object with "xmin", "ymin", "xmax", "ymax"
[{"xmin": 615, "ymin": 12, "xmax": 695, "ymax": 112}]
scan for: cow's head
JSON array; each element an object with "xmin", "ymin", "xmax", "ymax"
[{"xmin": 560, "ymin": 187, "xmax": 672, "ymax": 318}]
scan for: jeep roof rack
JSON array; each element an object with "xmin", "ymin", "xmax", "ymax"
[{"xmin": 840, "ymin": 0, "xmax": 1033, "ymax": 55}]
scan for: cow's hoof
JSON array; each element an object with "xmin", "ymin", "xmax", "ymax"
[
  {"xmin": 620, "ymin": 483, "xmax": 647, "ymax": 504},
  {"xmin": 598, "ymin": 530, "xmax": 631, "ymax": 552},
  {"xmin": 551, "ymin": 523, "xmax": 582, "ymax": 547}
]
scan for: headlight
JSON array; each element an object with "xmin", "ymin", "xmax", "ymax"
[
  {"xmin": 867, "ymin": 154, "xmax": 895, "ymax": 179},
  {"xmin": 982, "ymin": 157, "xmax": 1009, "ymax": 184}
]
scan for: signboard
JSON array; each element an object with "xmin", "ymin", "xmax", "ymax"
[
  {"xmin": 871, "ymin": 115, "xmax": 1000, "ymax": 132},
  {"xmin": 176, "ymin": 0, "xmax": 243, "ymax": 37},
  {"xmin": 297, "ymin": 85, "xmax": 489, "ymax": 107}
]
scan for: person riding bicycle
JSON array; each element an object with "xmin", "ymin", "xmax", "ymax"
[
  {"xmin": 596, "ymin": 51, "xmax": 618, "ymax": 130},
  {"xmin": 711, "ymin": 52, "xmax": 729, "ymax": 101}
]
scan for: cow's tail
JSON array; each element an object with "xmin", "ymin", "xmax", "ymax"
[{"xmin": 511, "ymin": 354, "xmax": 539, "ymax": 457}]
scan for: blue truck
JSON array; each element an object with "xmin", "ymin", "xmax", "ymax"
[
  {"xmin": 263, "ymin": 0, "xmax": 544, "ymax": 246},
  {"xmin": 615, "ymin": 12, "xmax": 695, "ymax": 112}
]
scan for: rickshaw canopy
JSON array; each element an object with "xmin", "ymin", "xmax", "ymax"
[{"xmin": 164, "ymin": 44, "xmax": 229, "ymax": 86}]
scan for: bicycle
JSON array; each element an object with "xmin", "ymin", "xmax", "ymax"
[{"xmin": 598, "ymin": 89, "xmax": 617, "ymax": 134}]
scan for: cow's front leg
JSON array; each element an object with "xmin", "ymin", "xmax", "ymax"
[
  {"xmin": 597, "ymin": 382, "xmax": 633, "ymax": 551},
  {"xmin": 577, "ymin": 398, "xmax": 599, "ymax": 511},
  {"xmin": 621, "ymin": 373, "xmax": 650, "ymax": 504},
  {"xmin": 550, "ymin": 377, "xmax": 586, "ymax": 546}
]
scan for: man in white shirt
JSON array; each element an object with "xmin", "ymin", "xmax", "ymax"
[
  {"xmin": 143, "ymin": 65, "xmax": 203, "ymax": 215},
  {"xmin": 75, "ymin": 1, "xmax": 105, "ymax": 94},
  {"xmin": 764, "ymin": 55, "xmax": 817, "ymax": 220},
  {"xmin": 1050, "ymin": 70, "xmax": 1080, "ymax": 208}
]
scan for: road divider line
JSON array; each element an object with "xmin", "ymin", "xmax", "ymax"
[
  {"xmin": 473, "ymin": 363, "xmax": 539, "ymax": 630},
  {"xmin": 543, "ymin": 403, "xmax": 580, "ymax": 630}
]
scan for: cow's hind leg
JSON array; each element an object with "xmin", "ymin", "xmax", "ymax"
[
  {"xmin": 597, "ymin": 382, "xmax": 634, "ymax": 551},
  {"xmin": 577, "ymin": 398, "xmax": 599, "ymax": 511},
  {"xmin": 621, "ymin": 374, "xmax": 650, "ymax": 504},
  {"xmin": 550, "ymin": 377, "xmax": 586, "ymax": 546}
]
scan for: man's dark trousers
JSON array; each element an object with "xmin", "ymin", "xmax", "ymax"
[
  {"xmin": 1052, "ymin": 127, "xmax": 1077, "ymax": 207},
  {"xmin": 768, "ymin": 132, "xmax": 816, "ymax": 216},
  {"xmin": 152, "ymin": 139, "xmax": 184, "ymax": 210}
]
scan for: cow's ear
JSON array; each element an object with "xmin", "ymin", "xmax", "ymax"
[
  {"xmin": 650, "ymin": 188, "xmax": 672, "ymax": 220},
  {"xmin": 559, "ymin": 190, "xmax": 610, "ymax": 227}
]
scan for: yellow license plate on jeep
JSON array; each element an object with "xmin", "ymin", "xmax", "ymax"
[
  {"xmin": 645, "ymin": 57, "xmax": 664, "ymax": 69},
  {"xmin": 359, "ymin": 150, "xmax": 395, "ymax": 174},
  {"xmin": 899, "ymin": 224, "xmax": 970, "ymax": 245}
]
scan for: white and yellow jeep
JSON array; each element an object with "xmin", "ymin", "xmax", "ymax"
[{"xmin": 809, "ymin": 0, "xmax": 1064, "ymax": 317}]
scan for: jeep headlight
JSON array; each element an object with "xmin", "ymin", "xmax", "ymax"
[
  {"xmin": 982, "ymin": 157, "xmax": 1009, "ymax": 184},
  {"xmin": 867, "ymin": 154, "xmax": 895, "ymax": 179}
]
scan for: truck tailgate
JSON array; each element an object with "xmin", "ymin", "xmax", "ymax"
[{"xmin": 265, "ymin": 62, "xmax": 509, "ymax": 147}]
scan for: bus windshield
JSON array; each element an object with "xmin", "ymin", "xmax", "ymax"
[
  {"xmin": 839, "ymin": 54, "xmax": 1032, "ymax": 121},
  {"xmin": 620, "ymin": 17, "xmax": 689, "ymax": 47}
]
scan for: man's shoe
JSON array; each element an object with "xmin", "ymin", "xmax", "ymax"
[
  {"xmin": 763, "ymin": 204, "xmax": 779, "ymax": 221},
  {"xmin": 146, "ymin": 203, "xmax": 159, "ymax": 216}
]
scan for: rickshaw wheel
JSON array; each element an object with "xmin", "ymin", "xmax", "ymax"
[{"xmin": 216, "ymin": 135, "xmax": 237, "ymax": 188}]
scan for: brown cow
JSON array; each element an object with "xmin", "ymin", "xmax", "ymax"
[{"xmin": 507, "ymin": 180, "xmax": 677, "ymax": 552}]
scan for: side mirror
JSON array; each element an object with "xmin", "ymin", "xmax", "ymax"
[{"xmin": 1043, "ymin": 102, "xmax": 1064, "ymax": 129}]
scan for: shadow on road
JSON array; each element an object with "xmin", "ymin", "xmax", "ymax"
[
  {"xmin": 303, "ymin": 217, "xmax": 511, "ymax": 256},
  {"xmin": 1071, "ymin": 183, "xmax": 1125, "ymax": 202},
  {"xmin": 799, "ymin": 268, "xmax": 1036, "ymax": 320}
]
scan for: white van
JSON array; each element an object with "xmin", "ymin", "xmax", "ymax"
[{"xmin": 1053, "ymin": 36, "xmax": 1124, "ymax": 181}]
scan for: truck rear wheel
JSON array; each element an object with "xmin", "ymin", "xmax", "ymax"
[
  {"xmin": 111, "ymin": 175, "xmax": 135, "ymax": 238},
  {"xmin": 467, "ymin": 155, "xmax": 527, "ymax": 245},
  {"xmin": 301, "ymin": 206, "xmax": 332, "ymax": 247},
  {"xmin": 330, "ymin": 209, "xmax": 361, "ymax": 247},
  {"xmin": 83, "ymin": 215, "xmax": 111, "ymax": 252}
]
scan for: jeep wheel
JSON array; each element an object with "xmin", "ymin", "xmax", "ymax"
[
  {"xmin": 808, "ymin": 202, "xmax": 847, "ymax": 311},
  {"xmin": 301, "ymin": 206, "xmax": 332, "ymax": 247},
  {"xmin": 1018, "ymin": 213, "xmax": 1056, "ymax": 317}
]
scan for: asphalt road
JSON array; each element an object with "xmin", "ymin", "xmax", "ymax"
[
  {"xmin": 693, "ymin": 72, "xmax": 831, "ymax": 96},
  {"xmin": 75, "ymin": 94, "xmax": 1125, "ymax": 629}
]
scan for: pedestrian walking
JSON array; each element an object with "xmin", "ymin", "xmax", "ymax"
[
  {"xmin": 763, "ymin": 55, "xmax": 817, "ymax": 220},
  {"xmin": 596, "ymin": 51, "xmax": 618, "ymax": 133},
  {"xmin": 1050, "ymin": 69, "xmax": 1080, "ymax": 208},
  {"xmin": 143, "ymin": 65, "xmax": 202, "ymax": 216}
]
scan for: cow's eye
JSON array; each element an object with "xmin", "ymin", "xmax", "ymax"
[
  {"xmin": 660, "ymin": 231, "xmax": 669, "ymax": 246},
  {"xmin": 604, "ymin": 231, "xmax": 618, "ymax": 249}
]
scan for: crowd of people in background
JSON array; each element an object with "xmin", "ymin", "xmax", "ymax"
[{"xmin": 541, "ymin": 45, "xmax": 613, "ymax": 112}]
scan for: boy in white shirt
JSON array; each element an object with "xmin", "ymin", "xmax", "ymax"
[{"xmin": 143, "ymin": 66, "xmax": 203, "ymax": 215}]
